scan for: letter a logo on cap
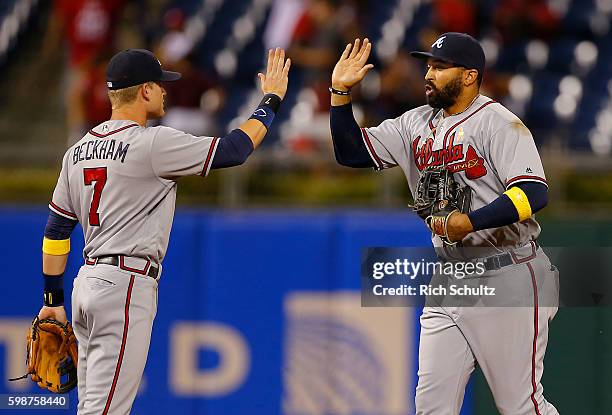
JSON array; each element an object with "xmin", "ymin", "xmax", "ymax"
[{"xmin": 432, "ymin": 36, "xmax": 446, "ymax": 49}]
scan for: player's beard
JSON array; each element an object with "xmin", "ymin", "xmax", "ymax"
[{"xmin": 426, "ymin": 76, "xmax": 463, "ymax": 109}]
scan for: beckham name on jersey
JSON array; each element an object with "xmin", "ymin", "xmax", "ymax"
[{"xmin": 72, "ymin": 139, "xmax": 130, "ymax": 165}]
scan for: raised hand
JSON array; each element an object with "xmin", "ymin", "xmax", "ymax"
[
  {"xmin": 331, "ymin": 38, "xmax": 374, "ymax": 91},
  {"xmin": 258, "ymin": 48, "xmax": 291, "ymax": 100}
]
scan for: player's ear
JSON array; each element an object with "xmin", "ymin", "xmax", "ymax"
[
  {"xmin": 464, "ymin": 69, "xmax": 478, "ymax": 87},
  {"xmin": 141, "ymin": 83, "xmax": 152, "ymax": 102}
]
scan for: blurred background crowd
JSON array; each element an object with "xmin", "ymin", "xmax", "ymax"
[{"xmin": 0, "ymin": 0, "xmax": 611, "ymax": 211}]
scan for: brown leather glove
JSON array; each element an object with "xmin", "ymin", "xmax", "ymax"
[{"xmin": 10, "ymin": 317, "xmax": 78, "ymax": 393}]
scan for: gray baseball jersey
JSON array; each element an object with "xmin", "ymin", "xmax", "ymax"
[
  {"xmin": 357, "ymin": 94, "xmax": 559, "ymax": 413},
  {"xmin": 49, "ymin": 119, "xmax": 219, "ymax": 263},
  {"xmin": 49, "ymin": 119, "xmax": 219, "ymax": 414},
  {"xmin": 360, "ymin": 94, "xmax": 547, "ymax": 252}
]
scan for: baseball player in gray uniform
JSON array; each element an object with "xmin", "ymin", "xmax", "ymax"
[
  {"xmin": 36, "ymin": 48, "xmax": 291, "ymax": 414},
  {"xmin": 330, "ymin": 35, "xmax": 559, "ymax": 414}
]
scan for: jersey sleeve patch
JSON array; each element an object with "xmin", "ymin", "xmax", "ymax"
[
  {"xmin": 200, "ymin": 137, "xmax": 220, "ymax": 177},
  {"xmin": 505, "ymin": 175, "xmax": 548, "ymax": 189},
  {"xmin": 49, "ymin": 201, "xmax": 78, "ymax": 220}
]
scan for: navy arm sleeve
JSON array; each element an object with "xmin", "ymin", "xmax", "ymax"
[
  {"xmin": 330, "ymin": 103, "xmax": 375, "ymax": 168},
  {"xmin": 467, "ymin": 182, "xmax": 548, "ymax": 231},
  {"xmin": 211, "ymin": 129, "xmax": 255, "ymax": 169},
  {"xmin": 44, "ymin": 211, "xmax": 78, "ymax": 240}
]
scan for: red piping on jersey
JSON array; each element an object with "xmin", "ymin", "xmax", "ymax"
[
  {"xmin": 428, "ymin": 119, "xmax": 436, "ymax": 138},
  {"xmin": 527, "ymin": 262, "xmax": 542, "ymax": 415},
  {"xmin": 49, "ymin": 201, "xmax": 77, "ymax": 219},
  {"xmin": 442, "ymin": 100, "xmax": 497, "ymax": 148},
  {"xmin": 102, "ymin": 275, "xmax": 135, "ymax": 415},
  {"xmin": 89, "ymin": 124, "xmax": 139, "ymax": 138},
  {"xmin": 511, "ymin": 241, "xmax": 537, "ymax": 264},
  {"xmin": 200, "ymin": 137, "xmax": 219, "ymax": 177},
  {"xmin": 506, "ymin": 175, "xmax": 548, "ymax": 188},
  {"xmin": 361, "ymin": 128, "xmax": 383, "ymax": 169}
]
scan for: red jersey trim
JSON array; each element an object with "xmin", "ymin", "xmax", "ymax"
[
  {"xmin": 505, "ymin": 176, "xmax": 548, "ymax": 189},
  {"xmin": 527, "ymin": 262, "xmax": 542, "ymax": 415},
  {"xmin": 200, "ymin": 137, "xmax": 219, "ymax": 177},
  {"xmin": 102, "ymin": 275, "xmax": 135, "ymax": 415},
  {"xmin": 443, "ymin": 100, "xmax": 497, "ymax": 148},
  {"xmin": 361, "ymin": 128, "xmax": 384, "ymax": 170},
  {"xmin": 89, "ymin": 123, "xmax": 139, "ymax": 138},
  {"xmin": 49, "ymin": 201, "xmax": 78, "ymax": 220}
]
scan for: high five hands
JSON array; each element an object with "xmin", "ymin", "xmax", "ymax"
[
  {"xmin": 258, "ymin": 48, "xmax": 291, "ymax": 100},
  {"xmin": 331, "ymin": 38, "xmax": 374, "ymax": 92}
]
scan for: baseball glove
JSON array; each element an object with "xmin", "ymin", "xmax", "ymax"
[
  {"xmin": 9, "ymin": 317, "xmax": 78, "ymax": 393},
  {"xmin": 411, "ymin": 166, "xmax": 472, "ymax": 244}
]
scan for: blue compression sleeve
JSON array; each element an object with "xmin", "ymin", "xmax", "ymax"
[
  {"xmin": 467, "ymin": 182, "xmax": 548, "ymax": 231},
  {"xmin": 44, "ymin": 211, "xmax": 77, "ymax": 240},
  {"xmin": 211, "ymin": 129, "xmax": 255, "ymax": 169},
  {"xmin": 330, "ymin": 103, "xmax": 375, "ymax": 168}
]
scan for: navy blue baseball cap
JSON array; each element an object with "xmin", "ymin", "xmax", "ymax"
[
  {"xmin": 106, "ymin": 49, "xmax": 181, "ymax": 90},
  {"xmin": 410, "ymin": 32, "xmax": 485, "ymax": 74}
]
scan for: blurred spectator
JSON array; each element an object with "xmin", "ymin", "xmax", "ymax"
[
  {"xmin": 494, "ymin": 0, "xmax": 560, "ymax": 43},
  {"xmin": 44, "ymin": 0, "xmax": 126, "ymax": 143},
  {"xmin": 71, "ymin": 51, "xmax": 113, "ymax": 132},
  {"xmin": 374, "ymin": 51, "xmax": 427, "ymax": 121},
  {"xmin": 279, "ymin": 0, "xmax": 358, "ymax": 154},
  {"xmin": 264, "ymin": 0, "xmax": 307, "ymax": 50},
  {"xmin": 289, "ymin": 0, "xmax": 351, "ymax": 85},
  {"xmin": 156, "ymin": 8, "xmax": 224, "ymax": 136},
  {"xmin": 431, "ymin": 0, "xmax": 478, "ymax": 35}
]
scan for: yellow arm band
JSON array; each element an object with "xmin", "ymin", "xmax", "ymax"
[
  {"xmin": 504, "ymin": 187, "xmax": 532, "ymax": 222},
  {"xmin": 42, "ymin": 237, "xmax": 70, "ymax": 255}
]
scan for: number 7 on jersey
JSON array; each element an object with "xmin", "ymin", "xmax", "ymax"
[{"xmin": 83, "ymin": 167, "xmax": 107, "ymax": 226}]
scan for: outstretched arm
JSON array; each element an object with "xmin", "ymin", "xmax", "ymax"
[
  {"xmin": 330, "ymin": 38, "xmax": 374, "ymax": 106},
  {"xmin": 208, "ymin": 48, "xmax": 291, "ymax": 169},
  {"xmin": 329, "ymin": 39, "xmax": 376, "ymax": 167},
  {"xmin": 238, "ymin": 48, "xmax": 291, "ymax": 149}
]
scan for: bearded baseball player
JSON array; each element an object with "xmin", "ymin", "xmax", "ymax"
[
  {"xmin": 330, "ymin": 34, "xmax": 559, "ymax": 414},
  {"xmin": 36, "ymin": 48, "xmax": 290, "ymax": 413}
]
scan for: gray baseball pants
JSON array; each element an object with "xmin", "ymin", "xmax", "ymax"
[
  {"xmin": 71, "ymin": 261, "xmax": 158, "ymax": 414},
  {"xmin": 415, "ymin": 249, "xmax": 560, "ymax": 414}
]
